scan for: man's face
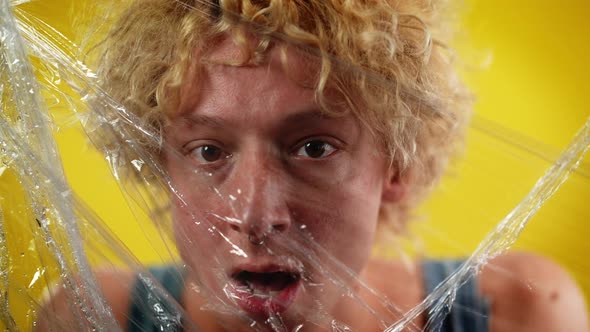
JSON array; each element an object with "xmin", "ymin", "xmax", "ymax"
[{"xmin": 163, "ymin": 40, "xmax": 392, "ymax": 328}]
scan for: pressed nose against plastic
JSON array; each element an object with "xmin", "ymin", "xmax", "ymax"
[{"xmin": 222, "ymin": 150, "xmax": 292, "ymax": 240}]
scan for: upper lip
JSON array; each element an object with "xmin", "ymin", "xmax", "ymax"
[{"xmin": 229, "ymin": 259, "xmax": 303, "ymax": 278}]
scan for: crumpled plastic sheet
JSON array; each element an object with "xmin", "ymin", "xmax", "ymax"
[{"xmin": 0, "ymin": 0, "xmax": 589, "ymax": 331}]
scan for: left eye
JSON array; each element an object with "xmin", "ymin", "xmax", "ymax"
[
  {"xmin": 189, "ymin": 144, "xmax": 229, "ymax": 163},
  {"xmin": 295, "ymin": 140, "xmax": 337, "ymax": 159}
]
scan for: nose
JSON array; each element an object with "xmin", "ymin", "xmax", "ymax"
[{"xmin": 223, "ymin": 150, "xmax": 292, "ymax": 241}]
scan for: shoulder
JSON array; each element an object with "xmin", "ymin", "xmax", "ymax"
[
  {"xmin": 35, "ymin": 269, "xmax": 135, "ymax": 331},
  {"xmin": 94, "ymin": 269, "xmax": 136, "ymax": 326},
  {"xmin": 479, "ymin": 252, "xmax": 589, "ymax": 332},
  {"xmin": 364, "ymin": 254, "xmax": 589, "ymax": 332}
]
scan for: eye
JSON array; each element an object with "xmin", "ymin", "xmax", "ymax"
[
  {"xmin": 295, "ymin": 140, "xmax": 337, "ymax": 159},
  {"xmin": 189, "ymin": 144, "xmax": 229, "ymax": 163}
]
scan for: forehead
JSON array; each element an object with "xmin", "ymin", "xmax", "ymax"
[{"xmin": 175, "ymin": 37, "xmax": 326, "ymax": 125}]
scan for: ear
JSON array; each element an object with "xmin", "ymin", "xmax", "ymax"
[{"xmin": 382, "ymin": 167, "xmax": 408, "ymax": 203}]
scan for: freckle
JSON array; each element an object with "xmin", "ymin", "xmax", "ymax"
[{"xmin": 550, "ymin": 292, "xmax": 559, "ymax": 301}]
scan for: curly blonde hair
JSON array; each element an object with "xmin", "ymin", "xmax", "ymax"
[{"xmin": 96, "ymin": 0, "xmax": 469, "ymax": 230}]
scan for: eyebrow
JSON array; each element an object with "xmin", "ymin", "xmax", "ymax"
[
  {"xmin": 282, "ymin": 108, "xmax": 336, "ymax": 124},
  {"xmin": 178, "ymin": 108, "xmax": 338, "ymax": 129},
  {"xmin": 278, "ymin": 108, "xmax": 356, "ymax": 134},
  {"xmin": 179, "ymin": 113, "xmax": 228, "ymax": 129}
]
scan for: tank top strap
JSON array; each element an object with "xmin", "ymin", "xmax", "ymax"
[
  {"xmin": 422, "ymin": 259, "xmax": 490, "ymax": 332},
  {"xmin": 128, "ymin": 266, "xmax": 184, "ymax": 332}
]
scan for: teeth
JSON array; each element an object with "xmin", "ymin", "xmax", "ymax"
[
  {"xmin": 253, "ymin": 293, "xmax": 268, "ymax": 299},
  {"xmin": 246, "ymin": 287, "xmax": 281, "ymax": 298},
  {"xmin": 234, "ymin": 284, "xmax": 251, "ymax": 294}
]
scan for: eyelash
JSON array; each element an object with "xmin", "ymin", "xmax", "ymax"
[
  {"xmin": 189, "ymin": 145, "xmax": 230, "ymax": 163},
  {"xmin": 183, "ymin": 140, "xmax": 231, "ymax": 167},
  {"xmin": 292, "ymin": 139, "xmax": 338, "ymax": 159},
  {"xmin": 185, "ymin": 137, "xmax": 341, "ymax": 166}
]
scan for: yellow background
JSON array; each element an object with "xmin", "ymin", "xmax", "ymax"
[
  {"xmin": 415, "ymin": 0, "xmax": 590, "ymax": 298},
  {"xmin": 1, "ymin": 0, "xmax": 589, "ymax": 328}
]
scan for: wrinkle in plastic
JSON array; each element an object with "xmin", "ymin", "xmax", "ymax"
[{"xmin": 0, "ymin": 0, "xmax": 588, "ymax": 331}]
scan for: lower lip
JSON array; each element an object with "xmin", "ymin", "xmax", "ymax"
[{"xmin": 232, "ymin": 280, "xmax": 300, "ymax": 317}]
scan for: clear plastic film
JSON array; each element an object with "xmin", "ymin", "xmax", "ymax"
[{"xmin": 0, "ymin": 0, "xmax": 589, "ymax": 331}]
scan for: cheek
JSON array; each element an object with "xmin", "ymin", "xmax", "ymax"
[
  {"xmin": 290, "ymin": 174, "xmax": 383, "ymax": 273},
  {"xmin": 171, "ymin": 195, "xmax": 228, "ymax": 266},
  {"xmin": 172, "ymin": 200, "xmax": 207, "ymax": 260}
]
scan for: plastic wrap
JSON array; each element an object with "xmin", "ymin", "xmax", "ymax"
[{"xmin": 0, "ymin": 0, "xmax": 589, "ymax": 331}]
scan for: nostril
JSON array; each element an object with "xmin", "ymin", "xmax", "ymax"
[{"xmin": 272, "ymin": 223, "xmax": 288, "ymax": 233}]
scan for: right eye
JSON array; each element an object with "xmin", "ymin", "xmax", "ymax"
[{"xmin": 189, "ymin": 144, "xmax": 230, "ymax": 164}]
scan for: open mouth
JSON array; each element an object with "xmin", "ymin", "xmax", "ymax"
[{"xmin": 229, "ymin": 270, "xmax": 301, "ymax": 317}]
